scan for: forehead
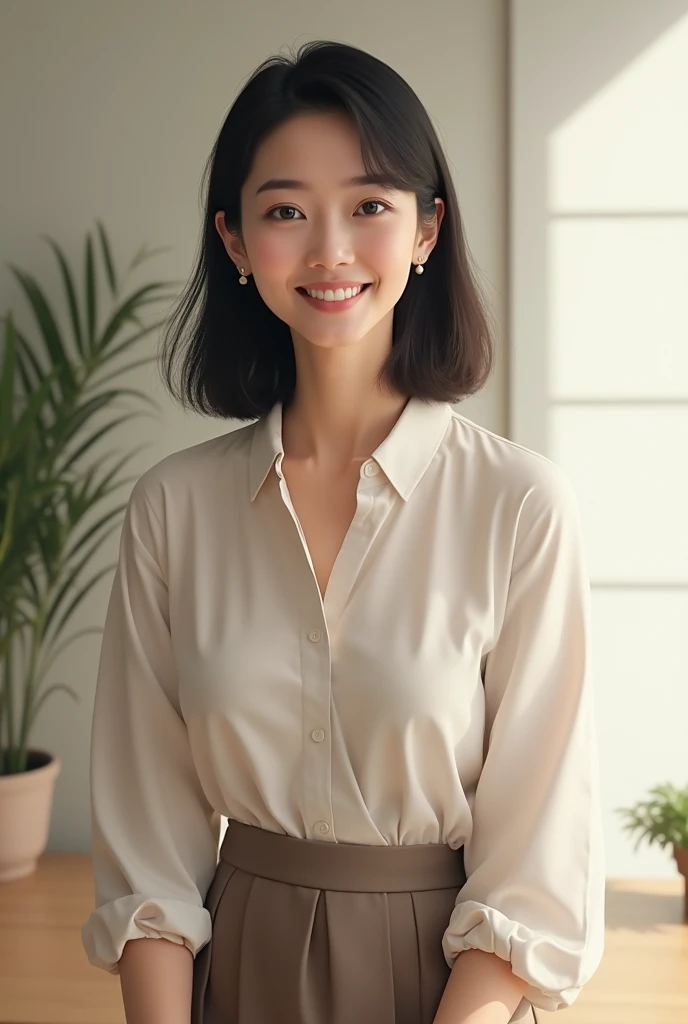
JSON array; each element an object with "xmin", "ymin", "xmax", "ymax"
[{"xmin": 246, "ymin": 111, "xmax": 365, "ymax": 185}]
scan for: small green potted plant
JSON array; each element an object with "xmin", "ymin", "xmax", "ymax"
[
  {"xmin": 616, "ymin": 782, "xmax": 688, "ymax": 920},
  {"xmin": 0, "ymin": 223, "xmax": 175, "ymax": 880}
]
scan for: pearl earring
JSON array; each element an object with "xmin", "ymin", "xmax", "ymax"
[
  {"xmin": 237, "ymin": 266, "xmax": 248, "ymax": 285},
  {"xmin": 415, "ymin": 256, "xmax": 425, "ymax": 275}
]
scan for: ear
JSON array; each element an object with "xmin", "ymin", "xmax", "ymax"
[
  {"xmin": 214, "ymin": 211, "xmax": 250, "ymax": 272},
  {"xmin": 416, "ymin": 197, "xmax": 445, "ymax": 260}
]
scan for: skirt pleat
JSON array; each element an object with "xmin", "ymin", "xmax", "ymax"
[{"xmin": 191, "ymin": 819, "xmax": 535, "ymax": 1024}]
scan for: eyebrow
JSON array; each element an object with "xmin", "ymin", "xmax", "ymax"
[{"xmin": 255, "ymin": 173, "xmax": 394, "ymax": 196}]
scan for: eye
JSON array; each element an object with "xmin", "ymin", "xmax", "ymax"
[
  {"xmin": 266, "ymin": 206, "xmax": 304, "ymax": 221},
  {"xmin": 356, "ymin": 200, "xmax": 388, "ymax": 216},
  {"xmin": 265, "ymin": 200, "xmax": 390, "ymax": 221}
]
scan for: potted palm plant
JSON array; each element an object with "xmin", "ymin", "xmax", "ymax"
[
  {"xmin": 616, "ymin": 782, "xmax": 688, "ymax": 920},
  {"xmin": 0, "ymin": 222, "xmax": 176, "ymax": 880}
]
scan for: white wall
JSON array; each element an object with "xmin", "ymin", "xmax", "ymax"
[
  {"xmin": 0, "ymin": 1, "xmax": 507, "ymax": 852},
  {"xmin": 510, "ymin": 0, "xmax": 688, "ymax": 877}
]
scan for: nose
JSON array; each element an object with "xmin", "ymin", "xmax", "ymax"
[{"xmin": 306, "ymin": 214, "xmax": 355, "ymax": 270}]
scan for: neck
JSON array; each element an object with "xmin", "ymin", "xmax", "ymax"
[{"xmin": 281, "ymin": 340, "xmax": 408, "ymax": 474}]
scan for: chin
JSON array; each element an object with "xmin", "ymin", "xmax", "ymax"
[{"xmin": 300, "ymin": 330, "xmax": 369, "ymax": 349}]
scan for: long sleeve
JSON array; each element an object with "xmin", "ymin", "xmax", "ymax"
[
  {"xmin": 81, "ymin": 476, "xmax": 221, "ymax": 974},
  {"xmin": 442, "ymin": 461, "xmax": 606, "ymax": 1020}
]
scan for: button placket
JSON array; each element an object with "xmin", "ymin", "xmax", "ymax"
[
  {"xmin": 280, "ymin": 459, "xmax": 388, "ymax": 843},
  {"xmin": 322, "ymin": 471, "xmax": 390, "ymax": 637},
  {"xmin": 276, "ymin": 471, "xmax": 335, "ymax": 839},
  {"xmin": 301, "ymin": 606, "xmax": 335, "ymax": 839}
]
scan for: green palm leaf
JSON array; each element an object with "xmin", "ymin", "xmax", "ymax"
[
  {"xmin": 63, "ymin": 501, "xmax": 129, "ymax": 565},
  {"xmin": 1, "ymin": 222, "xmax": 175, "ymax": 772},
  {"xmin": 97, "ymin": 283, "xmax": 175, "ymax": 351},
  {"xmin": 61, "ymin": 416, "xmax": 149, "ymax": 472},
  {"xmin": 42, "ymin": 236, "xmax": 84, "ymax": 357},
  {"xmin": 84, "ymin": 233, "xmax": 97, "ymax": 351},
  {"xmin": 88, "ymin": 354, "xmax": 158, "ymax": 391},
  {"xmin": 35, "ymin": 626, "xmax": 103, "ymax": 687},
  {"xmin": 0, "ymin": 313, "xmax": 17, "ymax": 436},
  {"xmin": 85, "ymin": 318, "xmax": 167, "ymax": 376},
  {"xmin": 7, "ymin": 265, "xmax": 77, "ymax": 395},
  {"xmin": 3, "ymin": 318, "xmax": 59, "ymax": 416},
  {"xmin": 127, "ymin": 242, "xmax": 173, "ymax": 273},
  {"xmin": 96, "ymin": 220, "xmax": 118, "ymax": 299},
  {"xmin": 26, "ymin": 682, "xmax": 80, "ymax": 735},
  {"xmin": 46, "ymin": 558, "xmax": 119, "ymax": 646}
]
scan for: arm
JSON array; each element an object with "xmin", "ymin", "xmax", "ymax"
[
  {"xmin": 433, "ymin": 949, "xmax": 530, "ymax": 1024},
  {"xmin": 81, "ymin": 476, "xmax": 221, "ymax": 1018},
  {"xmin": 119, "ymin": 937, "xmax": 193, "ymax": 1024},
  {"xmin": 438, "ymin": 460, "xmax": 605, "ymax": 1022}
]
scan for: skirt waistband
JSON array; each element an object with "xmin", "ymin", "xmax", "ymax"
[{"xmin": 220, "ymin": 820, "xmax": 467, "ymax": 892}]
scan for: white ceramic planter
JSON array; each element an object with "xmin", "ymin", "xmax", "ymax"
[{"xmin": 0, "ymin": 750, "xmax": 61, "ymax": 882}]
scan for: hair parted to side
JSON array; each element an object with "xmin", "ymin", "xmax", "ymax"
[{"xmin": 159, "ymin": 39, "xmax": 496, "ymax": 421}]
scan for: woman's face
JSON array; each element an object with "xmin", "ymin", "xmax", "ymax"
[{"xmin": 215, "ymin": 111, "xmax": 443, "ymax": 352}]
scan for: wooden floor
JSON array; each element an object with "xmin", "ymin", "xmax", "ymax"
[{"xmin": 0, "ymin": 854, "xmax": 686, "ymax": 1023}]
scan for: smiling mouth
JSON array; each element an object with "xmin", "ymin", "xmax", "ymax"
[{"xmin": 296, "ymin": 283, "xmax": 371, "ymax": 298}]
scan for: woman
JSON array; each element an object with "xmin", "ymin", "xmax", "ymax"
[{"xmin": 81, "ymin": 40, "xmax": 605, "ymax": 1024}]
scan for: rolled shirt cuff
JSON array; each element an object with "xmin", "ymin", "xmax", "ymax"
[{"xmin": 82, "ymin": 895, "xmax": 212, "ymax": 975}]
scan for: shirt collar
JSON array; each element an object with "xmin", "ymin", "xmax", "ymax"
[{"xmin": 249, "ymin": 396, "xmax": 453, "ymax": 502}]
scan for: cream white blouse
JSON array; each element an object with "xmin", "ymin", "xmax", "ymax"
[{"xmin": 81, "ymin": 396, "xmax": 605, "ymax": 1021}]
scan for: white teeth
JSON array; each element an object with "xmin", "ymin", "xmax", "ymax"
[{"xmin": 305, "ymin": 285, "xmax": 363, "ymax": 301}]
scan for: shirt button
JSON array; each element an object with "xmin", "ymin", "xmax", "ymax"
[
  {"xmin": 314, "ymin": 821, "xmax": 330, "ymax": 835},
  {"xmin": 308, "ymin": 629, "xmax": 322, "ymax": 643},
  {"xmin": 363, "ymin": 460, "xmax": 380, "ymax": 477},
  {"xmin": 311, "ymin": 729, "xmax": 325, "ymax": 742}
]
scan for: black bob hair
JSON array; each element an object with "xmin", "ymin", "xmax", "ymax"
[{"xmin": 159, "ymin": 40, "xmax": 496, "ymax": 421}]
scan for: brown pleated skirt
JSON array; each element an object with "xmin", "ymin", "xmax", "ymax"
[{"xmin": 191, "ymin": 819, "xmax": 536, "ymax": 1024}]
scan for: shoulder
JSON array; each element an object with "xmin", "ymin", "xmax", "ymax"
[
  {"xmin": 445, "ymin": 408, "xmax": 580, "ymax": 521},
  {"xmin": 127, "ymin": 418, "xmax": 259, "ymax": 520}
]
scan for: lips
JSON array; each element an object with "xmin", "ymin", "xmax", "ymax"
[
  {"xmin": 295, "ymin": 282, "xmax": 371, "ymax": 312},
  {"xmin": 296, "ymin": 283, "xmax": 371, "ymax": 297}
]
